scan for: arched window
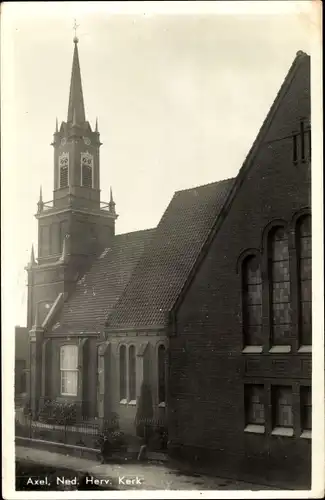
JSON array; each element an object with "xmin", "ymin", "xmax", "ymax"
[
  {"xmin": 269, "ymin": 227, "xmax": 291, "ymax": 345},
  {"xmin": 158, "ymin": 345, "xmax": 166, "ymax": 405},
  {"xmin": 60, "ymin": 345, "xmax": 78, "ymax": 396},
  {"xmin": 81, "ymin": 152, "xmax": 93, "ymax": 188},
  {"xmin": 59, "ymin": 152, "xmax": 69, "ymax": 188},
  {"xmin": 128, "ymin": 345, "xmax": 136, "ymax": 402},
  {"xmin": 119, "ymin": 345, "xmax": 127, "ymax": 402},
  {"xmin": 242, "ymin": 255, "xmax": 263, "ymax": 346},
  {"xmin": 297, "ymin": 215, "xmax": 311, "ymax": 345}
]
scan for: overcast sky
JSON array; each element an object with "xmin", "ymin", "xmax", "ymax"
[{"xmin": 2, "ymin": 2, "xmax": 313, "ymax": 330}]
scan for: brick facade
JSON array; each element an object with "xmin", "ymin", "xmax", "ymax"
[{"xmin": 167, "ymin": 54, "xmax": 311, "ymax": 488}]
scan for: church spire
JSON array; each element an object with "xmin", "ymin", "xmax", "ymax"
[
  {"xmin": 67, "ymin": 28, "xmax": 86, "ymax": 125},
  {"xmin": 27, "ymin": 244, "xmax": 36, "ymax": 269}
]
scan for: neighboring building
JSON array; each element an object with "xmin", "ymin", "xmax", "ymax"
[
  {"xmin": 15, "ymin": 327, "xmax": 29, "ymax": 400},
  {"xmin": 167, "ymin": 51, "xmax": 311, "ymax": 488}
]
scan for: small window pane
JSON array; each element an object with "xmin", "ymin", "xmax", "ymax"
[
  {"xmin": 245, "ymin": 385, "xmax": 265, "ymax": 425},
  {"xmin": 273, "ymin": 386, "xmax": 293, "ymax": 428}
]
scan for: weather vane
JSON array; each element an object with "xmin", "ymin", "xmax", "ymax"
[{"xmin": 73, "ymin": 19, "xmax": 79, "ymax": 43}]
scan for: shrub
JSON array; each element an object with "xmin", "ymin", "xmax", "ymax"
[{"xmin": 38, "ymin": 400, "xmax": 78, "ymax": 426}]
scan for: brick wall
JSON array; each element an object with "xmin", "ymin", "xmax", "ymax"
[{"xmin": 168, "ymin": 56, "xmax": 311, "ymax": 488}]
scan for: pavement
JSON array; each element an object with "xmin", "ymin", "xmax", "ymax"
[{"xmin": 16, "ymin": 445, "xmax": 277, "ymax": 490}]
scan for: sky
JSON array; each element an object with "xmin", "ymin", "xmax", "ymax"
[{"xmin": 2, "ymin": 2, "xmax": 314, "ymax": 330}]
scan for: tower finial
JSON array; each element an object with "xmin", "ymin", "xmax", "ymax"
[
  {"xmin": 55, "ymin": 117, "xmax": 58, "ymax": 133},
  {"xmin": 95, "ymin": 117, "xmax": 98, "ymax": 132},
  {"xmin": 67, "ymin": 26, "xmax": 86, "ymax": 124},
  {"xmin": 73, "ymin": 18, "xmax": 79, "ymax": 44},
  {"xmin": 37, "ymin": 186, "xmax": 44, "ymax": 213},
  {"xmin": 109, "ymin": 187, "xmax": 116, "ymax": 214},
  {"xmin": 59, "ymin": 234, "xmax": 70, "ymax": 264},
  {"xmin": 28, "ymin": 244, "xmax": 36, "ymax": 269}
]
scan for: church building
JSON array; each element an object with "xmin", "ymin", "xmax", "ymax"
[
  {"xmin": 18, "ymin": 32, "xmax": 311, "ymax": 488},
  {"xmin": 167, "ymin": 51, "xmax": 311, "ymax": 489},
  {"xmin": 24, "ymin": 35, "xmax": 233, "ymax": 436}
]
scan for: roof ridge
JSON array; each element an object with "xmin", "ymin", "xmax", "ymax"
[
  {"xmin": 174, "ymin": 177, "xmax": 235, "ymax": 195},
  {"xmin": 115, "ymin": 228, "xmax": 156, "ymax": 238}
]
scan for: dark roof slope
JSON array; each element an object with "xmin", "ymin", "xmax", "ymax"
[
  {"xmin": 106, "ymin": 178, "xmax": 235, "ymax": 330},
  {"xmin": 52, "ymin": 229, "xmax": 154, "ymax": 334}
]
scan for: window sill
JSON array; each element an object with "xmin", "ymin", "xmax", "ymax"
[
  {"xmin": 300, "ymin": 430, "xmax": 311, "ymax": 439},
  {"xmin": 244, "ymin": 424, "xmax": 265, "ymax": 434},
  {"xmin": 298, "ymin": 345, "xmax": 312, "ymax": 353},
  {"xmin": 158, "ymin": 402, "xmax": 166, "ymax": 408},
  {"xmin": 242, "ymin": 346, "xmax": 263, "ymax": 354},
  {"xmin": 271, "ymin": 427, "xmax": 294, "ymax": 437},
  {"xmin": 119, "ymin": 399, "xmax": 127, "ymax": 405},
  {"xmin": 269, "ymin": 345, "xmax": 291, "ymax": 353},
  {"xmin": 128, "ymin": 400, "xmax": 136, "ymax": 406}
]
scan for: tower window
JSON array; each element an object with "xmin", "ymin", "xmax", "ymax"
[
  {"xmin": 59, "ymin": 152, "xmax": 69, "ymax": 188},
  {"xmin": 81, "ymin": 152, "xmax": 93, "ymax": 188}
]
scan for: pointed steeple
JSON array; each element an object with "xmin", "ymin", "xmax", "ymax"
[
  {"xmin": 27, "ymin": 244, "xmax": 36, "ymax": 269},
  {"xmin": 55, "ymin": 117, "xmax": 58, "ymax": 133},
  {"xmin": 37, "ymin": 186, "xmax": 44, "ymax": 213},
  {"xmin": 109, "ymin": 187, "xmax": 116, "ymax": 214},
  {"xmin": 67, "ymin": 37, "xmax": 86, "ymax": 124},
  {"xmin": 95, "ymin": 117, "xmax": 98, "ymax": 132}
]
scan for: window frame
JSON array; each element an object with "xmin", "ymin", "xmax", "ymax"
[
  {"xmin": 241, "ymin": 254, "xmax": 263, "ymax": 349},
  {"xmin": 296, "ymin": 214, "xmax": 312, "ymax": 347},
  {"xmin": 60, "ymin": 344, "xmax": 78, "ymax": 397},
  {"xmin": 271, "ymin": 385, "xmax": 294, "ymax": 437},
  {"xmin": 244, "ymin": 383, "xmax": 265, "ymax": 434},
  {"xmin": 59, "ymin": 152, "xmax": 69, "ymax": 189},
  {"xmin": 119, "ymin": 344, "xmax": 137, "ymax": 405}
]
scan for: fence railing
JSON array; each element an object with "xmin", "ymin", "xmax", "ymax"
[{"xmin": 15, "ymin": 408, "xmax": 168, "ymax": 452}]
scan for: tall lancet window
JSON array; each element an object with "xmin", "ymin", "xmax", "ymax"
[
  {"xmin": 269, "ymin": 227, "xmax": 291, "ymax": 346},
  {"xmin": 59, "ymin": 152, "xmax": 69, "ymax": 188},
  {"xmin": 297, "ymin": 215, "xmax": 312, "ymax": 346},
  {"xmin": 81, "ymin": 152, "xmax": 93, "ymax": 188},
  {"xmin": 242, "ymin": 255, "xmax": 263, "ymax": 346}
]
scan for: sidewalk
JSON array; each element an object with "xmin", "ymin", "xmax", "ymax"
[{"xmin": 16, "ymin": 446, "xmax": 277, "ymax": 490}]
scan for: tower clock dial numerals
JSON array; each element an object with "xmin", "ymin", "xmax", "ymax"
[
  {"xmin": 61, "ymin": 138, "xmax": 67, "ymax": 146},
  {"xmin": 83, "ymin": 136, "xmax": 91, "ymax": 145}
]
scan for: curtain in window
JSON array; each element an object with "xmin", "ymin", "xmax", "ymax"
[{"xmin": 60, "ymin": 345, "xmax": 78, "ymax": 396}]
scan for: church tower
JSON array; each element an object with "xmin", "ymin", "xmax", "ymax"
[{"xmin": 26, "ymin": 33, "xmax": 117, "ymax": 329}]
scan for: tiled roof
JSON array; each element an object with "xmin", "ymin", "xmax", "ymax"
[
  {"xmin": 51, "ymin": 229, "xmax": 154, "ymax": 334},
  {"xmin": 106, "ymin": 178, "xmax": 234, "ymax": 330}
]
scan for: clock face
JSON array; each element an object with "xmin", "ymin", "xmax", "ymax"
[
  {"xmin": 61, "ymin": 138, "xmax": 67, "ymax": 146},
  {"xmin": 83, "ymin": 137, "xmax": 91, "ymax": 145}
]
